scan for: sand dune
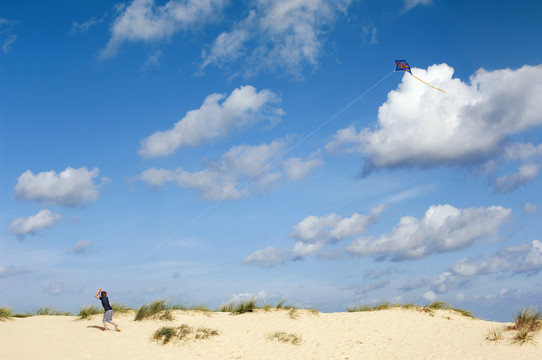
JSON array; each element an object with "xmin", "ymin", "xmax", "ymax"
[{"xmin": 1, "ymin": 308, "xmax": 541, "ymax": 360}]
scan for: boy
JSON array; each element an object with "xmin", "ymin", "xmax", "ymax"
[{"xmin": 94, "ymin": 288, "xmax": 121, "ymax": 332}]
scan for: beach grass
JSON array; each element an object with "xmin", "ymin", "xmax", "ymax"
[
  {"xmin": 486, "ymin": 328, "xmax": 504, "ymax": 342},
  {"xmin": 347, "ymin": 301, "xmax": 475, "ymax": 318},
  {"xmin": 35, "ymin": 306, "xmax": 71, "ymax": 316},
  {"xmin": 135, "ymin": 300, "xmax": 174, "ymax": 321},
  {"xmin": 77, "ymin": 305, "xmax": 102, "ymax": 320},
  {"xmin": 152, "ymin": 324, "xmax": 219, "ymax": 345},
  {"xmin": 511, "ymin": 307, "xmax": 541, "ymax": 345},
  {"xmin": 267, "ymin": 331, "xmax": 302, "ymax": 345},
  {"xmin": 0, "ymin": 307, "xmax": 14, "ymax": 321}
]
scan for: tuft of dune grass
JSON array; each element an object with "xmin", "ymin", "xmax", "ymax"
[
  {"xmin": 152, "ymin": 324, "xmax": 219, "ymax": 345},
  {"xmin": 0, "ymin": 307, "xmax": 14, "ymax": 321},
  {"xmin": 486, "ymin": 328, "xmax": 504, "ymax": 342},
  {"xmin": 110, "ymin": 303, "xmax": 132, "ymax": 314},
  {"xmin": 35, "ymin": 306, "xmax": 71, "ymax": 316},
  {"xmin": 511, "ymin": 307, "xmax": 541, "ymax": 345},
  {"xmin": 268, "ymin": 331, "xmax": 302, "ymax": 345},
  {"xmin": 135, "ymin": 300, "xmax": 174, "ymax": 321},
  {"xmin": 77, "ymin": 305, "xmax": 102, "ymax": 320}
]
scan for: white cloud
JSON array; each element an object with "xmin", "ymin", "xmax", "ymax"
[
  {"xmin": 431, "ymin": 240, "xmax": 542, "ymax": 295},
  {"xmin": 1, "ymin": 18, "xmax": 17, "ymax": 54},
  {"xmin": 282, "ymin": 152, "xmax": 323, "ymax": 181},
  {"xmin": 8, "ymin": 209, "xmax": 62, "ymax": 237},
  {"xmin": 67, "ymin": 240, "xmax": 92, "ymax": 255},
  {"xmin": 346, "ymin": 204, "xmax": 511, "ymax": 261},
  {"xmin": 200, "ymin": 0, "xmax": 352, "ymax": 77},
  {"xmin": 140, "ymin": 139, "xmax": 319, "ymax": 200},
  {"xmin": 0, "ymin": 266, "xmax": 28, "ymax": 278},
  {"xmin": 423, "ymin": 290, "xmax": 437, "ymax": 302},
  {"xmin": 2, "ymin": 33, "xmax": 16, "ymax": 53},
  {"xmin": 101, "ymin": 0, "xmax": 226, "ymax": 58},
  {"xmin": 243, "ymin": 247, "xmax": 292, "ymax": 267},
  {"xmin": 524, "ymin": 203, "xmax": 538, "ymax": 214},
  {"xmin": 244, "ymin": 205, "xmax": 385, "ymax": 267},
  {"xmin": 142, "ymin": 49, "xmax": 162, "ymax": 70},
  {"xmin": 405, "ymin": 0, "xmax": 432, "ymax": 11},
  {"xmin": 326, "ymin": 64, "xmax": 542, "ymax": 175},
  {"xmin": 139, "ymin": 85, "xmax": 284, "ymax": 157},
  {"xmin": 70, "ymin": 13, "xmax": 107, "ymax": 34},
  {"xmin": 494, "ymin": 163, "xmax": 539, "ymax": 193},
  {"xmin": 14, "ymin": 167, "xmax": 103, "ymax": 207}
]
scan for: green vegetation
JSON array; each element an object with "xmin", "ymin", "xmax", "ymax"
[
  {"xmin": 347, "ymin": 301, "xmax": 474, "ymax": 318},
  {"xmin": 77, "ymin": 305, "xmax": 102, "ymax": 320},
  {"xmin": 0, "ymin": 307, "xmax": 14, "ymax": 321},
  {"xmin": 267, "ymin": 331, "xmax": 302, "ymax": 345},
  {"xmin": 111, "ymin": 303, "xmax": 132, "ymax": 314},
  {"xmin": 152, "ymin": 324, "xmax": 219, "ymax": 345},
  {"xmin": 218, "ymin": 299, "xmax": 318, "ymax": 317},
  {"xmin": 511, "ymin": 307, "xmax": 542, "ymax": 345},
  {"xmin": 135, "ymin": 300, "xmax": 174, "ymax": 321},
  {"xmin": 486, "ymin": 328, "xmax": 504, "ymax": 342},
  {"xmin": 35, "ymin": 306, "xmax": 71, "ymax": 316}
]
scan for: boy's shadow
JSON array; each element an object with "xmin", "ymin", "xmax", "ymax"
[{"xmin": 87, "ymin": 325, "xmax": 106, "ymax": 331}]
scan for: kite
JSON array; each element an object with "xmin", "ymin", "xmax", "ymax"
[{"xmin": 394, "ymin": 59, "xmax": 447, "ymax": 93}]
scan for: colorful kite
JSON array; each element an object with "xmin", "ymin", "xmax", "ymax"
[{"xmin": 394, "ymin": 60, "xmax": 447, "ymax": 93}]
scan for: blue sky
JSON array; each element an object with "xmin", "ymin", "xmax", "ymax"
[{"xmin": 1, "ymin": 0, "xmax": 541, "ymax": 321}]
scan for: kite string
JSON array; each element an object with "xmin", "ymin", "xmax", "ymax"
[{"xmin": 104, "ymin": 71, "xmax": 394, "ymax": 288}]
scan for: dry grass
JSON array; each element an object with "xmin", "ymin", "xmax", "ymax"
[
  {"xmin": 268, "ymin": 331, "xmax": 302, "ymax": 345},
  {"xmin": 486, "ymin": 328, "xmax": 504, "ymax": 342},
  {"xmin": 0, "ymin": 307, "xmax": 13, "ymax": 321},
  {"xmin": 152, "ymin": 324, "xmax": 219, "ymax": 345},
  {"xmin": 76, "ymin": 305, "xmax": 102, "ymax": 320},
  {"xmin": 347, "ymin": 301, "xmax": 475, "ymax": 318},
  {"xmin": 135, "ymin": 300, "xmax": 174, "ymax": 321},
  {"xmin": 35, "ymin": 306, "xmax": 71, "ymax": 316},
  {"xmin": 511, "ymin": 307, "xmax": 542, "ymax": 345}
]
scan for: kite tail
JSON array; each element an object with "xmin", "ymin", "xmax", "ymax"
[{"xmin": 410, "ymin": 73, "xmax": 447, "ymax": 93}]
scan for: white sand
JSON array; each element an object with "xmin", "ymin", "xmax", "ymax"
[{"xmin": 1, "ymin": 308, "xmax": 541, "ymax": 360}]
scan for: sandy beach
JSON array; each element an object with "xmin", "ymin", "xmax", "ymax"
[{"xmin": 1, "ymin": 308, "xmax": 541, "ymax": 360}]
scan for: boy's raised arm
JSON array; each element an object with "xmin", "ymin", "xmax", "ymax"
[{"xmin": 94, "ymin": 288, "xmax": 101, "ymax": 299}]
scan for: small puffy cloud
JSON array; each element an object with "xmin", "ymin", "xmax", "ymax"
[
  {"xmin": 326, "ymin": 64, "xmax": 542, "ymax": 177},
  {"xmin": 140, "ymin": 139, "xmax": 320, "ymax": 200},
  {"xmin": 347, "ymin": 204, "xmax": 511, "ymax": 261},
  {"xmin": 494, "ymin": 163, "xmax": 539, "ymax": 193},
  {"xmin": 67, "ymin": 240, "xmax": 92, "ymax": 255},
  {"xmin": 8, "ymin": 209, "xmax": 62, "ymax": 237},
  {"xmin": 101, "ymin": 0, "xmax": 226, "ymax": 58},
  {"xmin": 423, "ymin": 290, "xmax": 437, "ymax": 302},
  {"xmin": 431, "ymin": 240, "xmax": 542, "ymax": 295},
  {"xmin": 282, "ymin": 152, "xmax": 323, "ymax": 181},
  {"xmin": 243, "ymin": 247, "xmax": 292, "ymax": 267},
  {"xmin": 244, "ymin": 206, "xmax": 385, "ymax": 267},
  {"xmin": 200, "ymin": 0, "xmax": 351, "ymax": 77},
  {"xmin": 14, "ymin": 167, "xmax": 102, "ymax": 207},
  {"xmin": 488, "ymin": 142, "xmax": 542, "ymax": 193},
  {"xmin": 524, "ymin": 203, "xmax": 538, "ymax": 214},
  {"xmin": 139, "ymin": 85, "xmax": 284, "ymax": 157}
]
